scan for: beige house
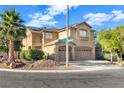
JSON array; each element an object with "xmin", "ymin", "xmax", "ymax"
[{"xmin": 22, "ymin": 22, "xmax": 95, "ymax": 61}]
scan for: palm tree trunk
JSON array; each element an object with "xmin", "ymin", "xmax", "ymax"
[{"xmin": 7, "ymin": 40, "xmax": 15, "ymax": 64}]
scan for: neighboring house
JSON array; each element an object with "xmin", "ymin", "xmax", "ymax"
[{"xmin": 22, "ymin": 22, "xmax": 95, "ymax": 61}]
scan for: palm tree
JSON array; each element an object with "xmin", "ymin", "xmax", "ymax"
[{"xmin": 0, "ymin": 9, "xmax": 26, "ymax": 66}]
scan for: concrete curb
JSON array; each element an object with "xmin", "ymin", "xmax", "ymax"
[
  {"xmin": 0, "ymin": 67, "xmax": 123, "ymax": 73},
  {"xmin": 0, "ymin": 68, "xmax": 90, "ymax": 73}
]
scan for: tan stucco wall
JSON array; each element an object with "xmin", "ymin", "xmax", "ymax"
[
  {"xmin": 58, "ymin": 30, "xmax": 66, "ymax": 39},
  {"xmin": 43, "ymin": 45, "xmax": 56, "ymax": 54},
  {"xmin": 22, "ymin": 28, "xmax": 32, "ymax": 50},
  {"xmin": 43, "ymin": 45, "xmax": 57, "ymax": 60}
]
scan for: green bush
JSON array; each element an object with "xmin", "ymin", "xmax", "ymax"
[
  {"xmin": 20, "ymin": 49, "xmax": 45, "ymax": 60},
  {"xmin": 20, "ymin": 50, "xmax": 26, "ymax": 59},
  {"xmin": 103, "ymin": 52, "xmax": 111, "ymax": 61},
  {"xmin": 43, "ymin": 52, "xmax": 48, "ymax": 59},
  {"xmin": 25, "ymin": 50, "xmax": 31, "ymax": 60},
  {"xmin": 29, "ymin": 49, "xmax": 45, "ymax": 60}
]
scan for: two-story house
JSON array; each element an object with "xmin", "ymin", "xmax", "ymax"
[{"xmin": 22, "ymin": 22, "xmax": 95, "ymax": 61}]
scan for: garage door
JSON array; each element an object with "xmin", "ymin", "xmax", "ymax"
[
  {"xmin": 59, "ymin": 46, "xmax": 72, "ymax": 61},
  {"xmin": 75, "ymin": 46, "xmax": 92, "ymax": 60}
]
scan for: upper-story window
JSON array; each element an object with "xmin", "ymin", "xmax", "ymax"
[
  {"xmin": 79, "ymin": 29, "xmax": 87, "ymax": 37},
  {"xmin": 45, "ymin": 32, "xmax": 53, "ymax": 39}
]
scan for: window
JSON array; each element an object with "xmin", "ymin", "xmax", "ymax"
[
  {"xmin": 79, "ymin": 30, "xmax": 87, "ymax": 37},
  {"xmin": 45, "ymin": 33, "xmax": 53, "ymax": 39}
]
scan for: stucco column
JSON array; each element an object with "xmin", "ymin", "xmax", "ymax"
[
  {"xmin": 92, "ymin": 46, "xmax": 95, "ymax": 60},
  {"xmin": 55, "ymin": 45, "xmax": 59, "ymax": 62}
]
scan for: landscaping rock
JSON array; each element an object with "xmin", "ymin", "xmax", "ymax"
[
  {"xmin": 16, "ymin": 62, "xmax": 25, "ymax": 68},
  {"xmin": 9, "ymin": 62, "xmax": 16, "ymax": 69},
  {"xmin": 15, "ymin": 59, "xmax": 22, "ymax": 63},
  {"xmin": 3, "ymin": 63, "xmax": 8, "ymax": 67},
  {"xmin": 32, "ymin": 59, "xmax": 59, "ymax": 68}
]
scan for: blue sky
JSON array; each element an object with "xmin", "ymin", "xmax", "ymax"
[{"xmin": 0, "ymin": 5, "xmax": 124, "ymax": 31}]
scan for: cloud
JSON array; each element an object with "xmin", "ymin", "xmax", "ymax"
[
  {"xmin": 83, "ymin": 10, "xmax": 124, "ymax": 26},
  {"xmin": 46, "ymin": 5, "xmax": 67, "ymax": 16},
  {"xmin": 28, "ymin": 13, "xmax": 53, "ymax": 21},
  {"xmin": 26, "ymin": 5, "xmax": 79, "ymax": 27},
  {"xmin": 26, "ymin": 12, "xmax": 56, "ymax": 27},
  {"xmin": 83, "ymin": 13, "xmax": 112, "ymax": 26},
  {"xmin": 46, "ymin": 5, "xmax": 79, "ymax": 16},
  {"xmin": 112, "ymin": 10, "xmax": 124, "ymax": 21},
  {"xmin": 26, "ymin": 19, "xmax": 58, "ymax": 27}
]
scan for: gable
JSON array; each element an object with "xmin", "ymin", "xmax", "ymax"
[
  {"xmin": 76, "ymin": 22, "xmax": 92, "ymax": 28},
  {"xmin": 74, "ymin": 23, "xmax": 92, "ymax": 30}
]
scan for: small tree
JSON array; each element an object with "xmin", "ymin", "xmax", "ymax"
[
  {"xmin": 112, "ymin": 26, "xmax": 124, "ymax": 62},
  {"xmin": 97, "ymin": 30, "xmax": 114, "ymax": 62},
  {"xmin": 97, "ymin": 26, "xmax": 124, "ymax": 62}
]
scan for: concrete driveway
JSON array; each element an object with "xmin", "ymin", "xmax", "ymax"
[{"xmin": 61, "ymin": 60, "xmax": 123, "ymax": 71}]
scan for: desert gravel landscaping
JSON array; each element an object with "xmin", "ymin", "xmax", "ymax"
[{"xmin": 0, "ymin": 60, "xmax": 80, "ymax": 70}]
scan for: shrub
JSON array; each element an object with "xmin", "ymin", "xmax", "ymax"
[
  {"xmin": 103, "ymin": 52, "xmax": 111, "ymax": 61},
  {"xmin": 20, "ymin": 49, "xmax": 45, "ymax": 60},
  {"xmin": 103, "ymin": 52, "xmax": 118, "ymax": 61},
  {"xmin": 43, "ymin": 52, "xmax": 48, "ymax": 59},
  {"xmin": 29, "ymin": 49, "xmax": 45, "ymax": 60},
  {"xmin": 20, "ymin": 50, "xmax": 26, "ymax": 59},
  {"xmin": 24, "ymin": 50, "xmax": 31, "ymax": 60}
]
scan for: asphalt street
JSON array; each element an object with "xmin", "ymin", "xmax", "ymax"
[{"xmin": 1, "ymin": 69, "xmax": 124, "ymax": 88}]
